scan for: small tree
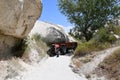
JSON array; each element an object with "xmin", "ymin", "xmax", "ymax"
[{"xmin": 58, "ymin": 0, "xmax": 120, "ymax": 41}]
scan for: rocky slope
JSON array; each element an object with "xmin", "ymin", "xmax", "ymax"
[
  {"xmin": 71, "ymin": 46, "xmax": 120, "ymax": 80},
  {"xmin": 0, "ymin": 20, "xmax": 86, "ymax": 80}
]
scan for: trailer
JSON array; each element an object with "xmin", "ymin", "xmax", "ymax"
[{"xmin": 47, "ymin": 42, "xmax": 77, "ymax": 57}]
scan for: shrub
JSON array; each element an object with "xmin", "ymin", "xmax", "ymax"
[
  {"xmin": 113, "ymin": 26, "xmax": 120, "ymax": 36},
  {"xmin": 74, "ymin": 39, "xmax": 98, "ymax": 56},
  {"xmin": 94, "ymin": 27, "xmax": 109, "ymax": 42},
  {"xmin": 31, "ymin": 33, "xmax": 41, "ymax": 41},
  {"xmin": 22, "ymin": 33, "xmax": 48, "ymax": 62},
  {"xmin": 94, "ymin": 27, "xmax": 117, "ymax": 43},
  {"xmin": 108, "ymin": 34, "xmax": 117, "ymax": 43},
  {"xmin": 74, "ymin": 39, "xmax": 111, "ymax": 57},
  {"xmin": 29, "ymin": 33, "xmax": 48, "ymax": 53},
  {"xmin": 74, "ymin": 25, "xmax": 119, "ymax": 59},
  {"xmin": 75, "ymin": 43, "xmax": 90, "ymax": 57}
]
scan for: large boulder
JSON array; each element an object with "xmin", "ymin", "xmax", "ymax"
[
  {"xmin": 29, "ymin": 21, "xmax": 76, "ymax": 44},
  {"xmin": 0, "ymin": 0, "xmax": 42, "ymax": 58},
  {"xmin": 0, "ymin": 0, "xmax": 42, "ymax": 38}
]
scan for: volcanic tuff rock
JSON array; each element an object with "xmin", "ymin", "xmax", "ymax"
[
  {"xmin": 0, "ymin": 0, "xmax": 42, "ymax": 38},
  {"xmin": 29, "ymin": 21, "xmax": 76, "ymax": 44},
  {"xmin": 0, "ymin": 0, "xmax": 42, "ymax": 58}
]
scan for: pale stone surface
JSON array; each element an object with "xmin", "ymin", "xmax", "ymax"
[
  {"xmin": 29, "ymin": 21, "xmax": 76, "ymax": 43},
  {"xmin": 0, "ymin": 0, "xmax": 42, "ymax": 38},
  {"xmin": 0, "ymin": 0, "xmax": 42, "ymax": 58}
]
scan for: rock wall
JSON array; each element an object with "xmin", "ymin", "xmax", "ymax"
[
  {"xmin": 0, "ymin": 0, "xmax": 42, "ymax": 59},
  {"xmin": 0, "ymin": 34, "xmax": 18, "ymax": 59}
]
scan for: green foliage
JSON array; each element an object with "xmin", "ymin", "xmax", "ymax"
[
  {"xmin": 30, "ymin": 33, "xmax": 49, "ymax": 46},
  {"xmin": 113, "ymin": 26, "xmax": 120, "ymax": 35},
  {"xmin": 94, "ymin": 28, "xmax": 109, "ymax": 42},
  {"xmin": 74, "ymin": 39, "xmax": 111, "ymax": 57},
  {"xmin": 75, "ymin": 43, "xmax": 90, "ymax": 57},
  {"xmin": 58, "ymin": 0, "xmax": 120, "ymax": 41},
  {"xmin": 94, "ymin": 27, "xmax": 117, "ymax": 43},
  {"xmin": 106, "ymin": 22, "xmax": 120, "ymax": 36},
  {"xmin": 74, "ymin": 25, "xmax": 118, "ymax": 57},
  {"xmin": 108, "ymin": 34, "xmax": 117, "ymax": 43},
  {"xmin": 75, "ymin": 40, "xmax": 97, "ymax": 57},
  {"xmin": 23, "ymin": 34, "xmax": 48, "ymax": 60},
  {"xmin": 30, "ymin": 33, "xmax": 48, "ymax": 50},
  {"xmin": 31, "ymin": 33, "xmax": 41, "ymax": 41}
]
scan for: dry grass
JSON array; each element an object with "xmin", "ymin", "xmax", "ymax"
[
  {"xmin": 0, "ymin": 33, "xmax": 49, "ymax": 80},
  {"xmin": 22, "ymin": 34, "xmax": 48, "ymax": 63},
  {"xmin": 72, "ymin": 59, "xmax": 81, "ymax": 69},
  {"xmin": 96, "ymin": 48, "xmax": 120, "ymax": 80},
  {"xmin": 74, "ymin": 39, "xmax": 111, "ymax": 57}
]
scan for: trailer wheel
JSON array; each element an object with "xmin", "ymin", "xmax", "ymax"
[
  {"xmin": 56, "ymin": 51, "xmax": 60, "ymax": 57},
  {"xmin": 47, "ymin": 49, "xmax": 56, "ymax": 57},
  {"xmin": 60, "ymin": 46, "xmax": 66, "ymax": 55}
]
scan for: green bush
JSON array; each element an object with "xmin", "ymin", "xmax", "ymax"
[
  {"xmin": 74, "ymin": 26, "xmax": 119, "ymax": 57},
  {"xmin": 22, "ymin": 34, "xmax": 48, "ymax": 62},
  {"xmin": 75, "ymin": 43, "xmax": 90, "ymax": 57},
  {"xmin": 30, "ymin": 33, "xmax": 50, "ymax": 46},
  {"xmin": 31, "ymin": 33, "xmax": 41, "ymax": 41},
  {"xmin": 74, "ymin": 39, "xmax": 111, "ymax": 57},
  {"xmin": 30, "ymin": 33, "xmax": 48, "ymax": 50},
  {"xmin": 113, "ymin": 26, "xmax": 120, "ymax": 35},
  {"xmin": 108, "ymin": 34, "xmax": 117, "ymax": 43},
  {"xmin": 94, "ymin": 27, "xmax": 109, "ymax": 42},
  {"xmin": 75, "ymin": 39, "xmax": 98, "ymax": 56},
  {"xmin": 94, "ymin": 27, "xmax": 117, "ymax": 43}
]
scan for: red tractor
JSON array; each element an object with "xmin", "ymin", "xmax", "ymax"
[{"xmin": 47, "ymin": 42, "xmax": 77, "ymax": 57}]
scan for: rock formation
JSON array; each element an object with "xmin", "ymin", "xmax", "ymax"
[
  {"xmin": 22, "ymin": 21, "xmax": 76, "ymax": 62},
  {"xmin": 29, "ymin": 21, "xmax": 76, "ymax": 44},
  {"xmin": 0, "ymin": 0, "xmax": 42, "ymax": 59}
]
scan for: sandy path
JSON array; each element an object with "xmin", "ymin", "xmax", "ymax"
[
  {"xmin": 79, "ymin": 46, "xmax": 120, "ymax": 75},
  {"xmin": 10, "ymin": 56, "xmax": 87, "ymax": 80}
]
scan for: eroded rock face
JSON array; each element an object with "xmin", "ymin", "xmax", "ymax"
[
  {"xmin": 0, "ymin": 0, "xmax": 42, "ymax": 58},
  {"xmin": 0, "ymin": 34, "xmax": 20, "ymax": 59},
  {"xmin": 0, "ymin": 0, "xmax": 42, "ymax": 38},
  {"xmin": 45, "ymin": 27, "xmax": 69, "ymax": 43},
  {"xmin": 29, "ymin": 21, "xmax": 70, "ymax": 44}
]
